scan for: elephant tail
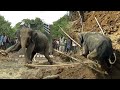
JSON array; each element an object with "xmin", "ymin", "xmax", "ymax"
[{"xmin": 109, "ymin": 52, "xmax": 116, "ymax": 65}]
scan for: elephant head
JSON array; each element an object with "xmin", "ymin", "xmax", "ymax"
[
  {"xmin": 19, "ymin": 27, "xmax": 37, "ymax": 63},
  {"xmin": 78, "ymin": 32, "xmax": 86, "ymax": 46}
]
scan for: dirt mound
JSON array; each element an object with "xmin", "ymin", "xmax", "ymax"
[{"xmin": 67, "ymin": 11, "xmax": 120, "ymax": 79}]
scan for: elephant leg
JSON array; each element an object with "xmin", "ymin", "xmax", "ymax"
[
  {"xmin": 25, "ymin": 42, "xmax": 35, "ymax": 64},
  {"xmin": 31, "ymin": 51, "xmax": 36, "ymax": 61},
  {"xmin": 87, "ymin": 49, "xmax": 98, "ymax": 60},
  {"xmin": 44, "ymin": 46, "xmax": 53, "ymax": 65},
  {"xmin": 82, "ymin": 45, "xmax": 89, "ymax": 57}
]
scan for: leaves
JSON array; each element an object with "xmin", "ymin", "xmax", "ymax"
[
  {"xmin": 51, "ymin": 14, "xmax": 69, "ymax": 38},
  {"xmin": 0, "ymin": 15, "xmax": 15, "ymax": 38}
]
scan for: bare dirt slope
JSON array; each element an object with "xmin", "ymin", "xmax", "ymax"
[{"xmin": 68, "ymin": 11, "xmax": 120, "ymax": 79}]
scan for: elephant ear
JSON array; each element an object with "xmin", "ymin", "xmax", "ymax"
[
  {"xmin": 78, "ymin": 33, "xmax": 84, "ymax": 46},
  {"xmin": 29, "ymin": 30, "xmax": 37, "ymax": 43}
]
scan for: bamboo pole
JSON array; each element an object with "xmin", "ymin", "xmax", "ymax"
[
  {"xmin": 24, "ymin": 63, "xmax": 81, "ymax": 67},
  {"xmin": 95, "ymin": 17, "xmax": 105, "ymax": 35},
  {"xmin": 54, "ymin": 49, "xmax": 81, "ymax": 62},
  {"xmin": 58, "ymin": 25, "xmax": 81, "ymax": 47},
  {"xmin": 77, "ymin": 11, "xmax": 83, "ymax": 32}
]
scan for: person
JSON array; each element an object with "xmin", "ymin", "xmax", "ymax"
[
  {"xmin": 59, "ymin": 36, "xmax": 65, "ymax": 52},
  {"xmin": 66, "ymin": 38, "xmax": 72, "ymax": 53},
  {"xmin": 72, "ymin": 41, "xmax": 77, "ymax": 54},
  {"xmin": 64, "ymin": 39, "xmax": 67, "ymax": 52},
  {"xmin": 56, "ymin": 39, "xmax": 60, "ymax": 50},
  {"xmin": 2, "ymin": 33, "xmax": 7, "ymax": 50},
  {"xmin": 0, "ymin": 34, "xmax": 2, "ymax": 49},
  {"xmin": 6, "ymin": 35, "xmax": 10, "ymax": 48},
  {"xmin": 0, "ymin": 34, "xmax": 4, "ymax": 49}
]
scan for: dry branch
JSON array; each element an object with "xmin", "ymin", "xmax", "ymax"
[
  {"xmin": 54, "ymin": 49, "xmax": 82, "ymax": 62},
  {"xmin": 24, "ymin": 63, "xmax": 81, "ymax": 68},
  {"xmin": 59, "ymin": 26, "xmax": 81, "ymax": 48},
  {"xmin": 95, "ymin": 17, "xmax": 105, "ymax": 35},
  {"xmin": 77, "ymin": 11, "xmax": 84, "ymax": 32}
]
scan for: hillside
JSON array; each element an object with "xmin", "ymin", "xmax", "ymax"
[{"xmin": 67, "ymin": 11, "xmax": 120, "ymax": 79}]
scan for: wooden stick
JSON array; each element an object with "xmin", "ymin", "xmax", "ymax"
[
  {"xmin": 77, "ymin": 11, "xmax": 83, "ymax": 24},
  {"xmin": 95, "ymin": 17, "xmax": 105, "ymax": 35},
  {"xmin": 59, "ymin": 26, "xmax": 81, "ymax": 47},
  {"xmin": 54, "ymin": 49, "xmax": 82, "ymax": 62},
  {"xmin": 24, "ymin": 63, "xmax": 81, "ymax": 67},
  {"xmin": 76, "ymin": 11, "xmax": 83, "ymax": 32},
  {"xmin": 42, "ymin": 74, "xmax": 60, "ymax": 79}
]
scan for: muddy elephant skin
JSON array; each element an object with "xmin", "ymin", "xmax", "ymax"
[
  {"xmin": 78, "ymin": 32, "xmax": 116, "ymax": 68},
  {"xmin": 5, "ymin": 27, "xmax": 53, "ymax": 64}
]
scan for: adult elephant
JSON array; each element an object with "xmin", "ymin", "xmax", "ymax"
[
  {"xmin": 4, "ymin": 27, "xmax": 53, "ymax": 64},
  {"xmin": 78, "ymin": 32, "xmax": 116, "ymax": 68}
]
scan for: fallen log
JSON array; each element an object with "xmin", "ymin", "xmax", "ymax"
[
  {"xmin": 24, "ymin": 62, "xmax": 107, "ymax": 75},
  {"xmin": 42, "ymin": 74, "xmax": 60, "ymax": 79},
  {"xmin": 24, "ymin": 63, "xmax": 81, "ymax": 68}
]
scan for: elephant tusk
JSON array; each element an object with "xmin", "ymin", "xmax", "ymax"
[{"xmin": 109, "ymin": 53, "xmax": 116, "ymax": 64}]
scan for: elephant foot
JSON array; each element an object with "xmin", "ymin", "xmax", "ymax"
[
  {"xmin": 48, "ymin": 60, "xmax": 54, "ymax": 65},
  {"xmin": 25, "ymin": 60, "xmax": 32, "ymax": 64}
]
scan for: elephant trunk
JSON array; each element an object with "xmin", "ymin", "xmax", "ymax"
[{"xmin": 21, "ymin": 37, "xmax": 28, "ymax": 55}]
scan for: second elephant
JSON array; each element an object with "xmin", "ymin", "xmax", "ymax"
[{"xmin": 78, "ymin": 32, "xmax": 116, "ymax": 68}]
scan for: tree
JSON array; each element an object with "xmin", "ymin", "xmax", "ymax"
[
  {"xmin": 0, "ymin": 15, "xmax": 15, "ymax": 38},
  {"xmin": 14, "ymin": 17, "xmax": 44, "ymax": 32},
  {"xmin": 50, "ymin": 14, "xmax": 69, "ymax": 38}
]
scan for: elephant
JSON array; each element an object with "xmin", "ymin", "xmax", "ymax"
[
  {"xmin": 4, "ymin": 26, "xmax": 53, "ymax": 64},
  {"xmin": 78, "ymin": 32, "xmax": 116, "ymax": 68}
]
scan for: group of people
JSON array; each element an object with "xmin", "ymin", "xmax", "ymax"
[
  {"xmin": 0, "ymin": 33, "xmax": 16, "ymax": 50},
  {"xmin": 52, "ymin": 36, "xmax": 78, "ymax": 54}
]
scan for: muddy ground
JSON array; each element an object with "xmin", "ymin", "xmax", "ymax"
[{"xmin": 0, "ymin": 50, "xmax": 107, "ymax": 79}]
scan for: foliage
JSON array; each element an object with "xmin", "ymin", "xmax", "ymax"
[
  {"xmin": 0, "ymin": 14, "xmax": 69, "ymax": 40},
  {"xmin": 0, "ymin": 15, "xmax": 16, "ymax": 38},
  {"xmin": 51, "ymin": 14, "xmax": 69, "ymax": 39},
  {"xmin": 14, "ymin": 17, "xmax": 44, "ymax": 32}
]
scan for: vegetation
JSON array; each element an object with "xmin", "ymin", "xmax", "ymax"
[
  {"xmin": 14, "ymin": 17, "xmax": 44, "ymax": 32},
  {"xmin": 0, "ymin": 13, "xmax": 69, "ymax": 39},
  {"xmin": 51, "ymin": 14, "xmax": 69, "ymax": 38},
  {"xmin": 0, "ymin": 15, "xmax": 16, "ymax": 38}
]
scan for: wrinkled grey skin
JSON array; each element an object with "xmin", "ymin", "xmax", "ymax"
[
  {"xmin": 5, "ymin": 27, "xmax": 53, "ymax": 64},
  {"xmin": 78, "ymin": 32, "xmax": 116, "ymax": 68}
]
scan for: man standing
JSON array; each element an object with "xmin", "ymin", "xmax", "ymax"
[{"xmin": 3, "ymin": 33, "xmax": 7, "ymax": 50}]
